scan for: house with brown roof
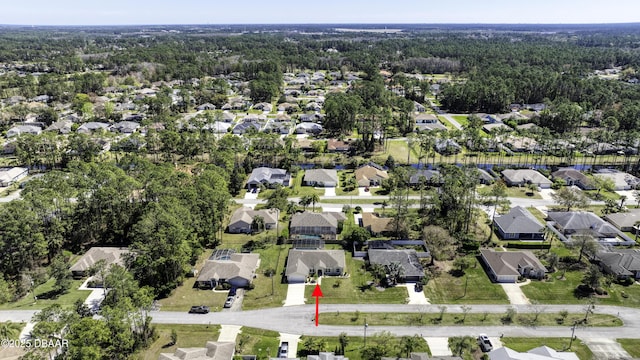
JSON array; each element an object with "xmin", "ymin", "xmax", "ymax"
[
  {"xmin": 69, "ymin": 247, "xmax": 130, "ymax": 278},
  {"xmin": 355, "ymin": 164, "xmax": 389, "ymax": 187},
  {"xmin": 361, "ymin": 213, "xmax": 393, "ymax": 236},
  {"xmin": 551, "ymin": 168, "xmax": 594, "ymax": 190},
  {"xmin": 228, "ymin": 207, "xmax": 278, "ymax": 234},
  {"xmin": 479, "ymin": 249, "xmax": 547, "ymax": 283},
  {"xmin": 195, "ymin": 252, "xmax": 260, "ymax": 289},
  {"xmin": 326, "ymin": 139, "xmax": 351, "ymax": 153}
]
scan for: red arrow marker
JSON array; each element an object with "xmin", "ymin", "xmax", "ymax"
[{"xmin": 312, "ymin": 284, "xmax": 323, "ymax": 327}]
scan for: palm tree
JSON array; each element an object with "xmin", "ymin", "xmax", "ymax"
[
  {"xmin": 299, "ymin": 195, "xmax": 311, "ymax": 211},
  {"xmin": 338, "ymin": 332, "xmax": 349, "ymax": 355},
  {"xmin": 251, "ymin": 215, "xmax": 265, "ymax": 233},
  {"xmin": 309, "ymin": 193, "xmax": 320, "ymax": 212},
  {"xmin": 401, "ymin": 335, "xmax": 421, "ymax": 358},
  {"xmin": 0, "ymin": 321, "xmax": 23, "ymax": 339}
]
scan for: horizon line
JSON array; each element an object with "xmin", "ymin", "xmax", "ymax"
[{"xmin": 1, "ymin": 22, "xmax": 640, "ymax": 27}]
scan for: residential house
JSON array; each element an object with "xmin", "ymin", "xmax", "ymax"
[
  {"xmin": 305, "ymin": 102, "xmax": 322, "ymax": 112},
  {"xmin": 414, "ymin": 114, "xmax": 446, "ymax": 132},
  {"xmin": 504, "ymin": 136, "xmax": 539, "ymax": 152},
  {"xmin": 409, "ymin": 169, "xmax": 442, "ymax": 187},
  {"xmin": 308, "ymin": 352, "xmax": 349, "ymax": 360},
  {"xmin": 501, "ymin": 169, "xmax": 552, "ymax": 188},
  {"xmin": 206, "ymin": 121, "xmax": 233, "ymax": 133},
  {"xmin": 368, "ymin": 249, "xmax": 425, "ymax": 282},
  {"xmin": 551, "ymin": 168, "xmax": 594, "ymax": 190},
  {"xmin": 434, "ymin": 139, "xmax": 461, "ymax": 155},
  {"xmin": 221, "ymin": 112, "xmax": 236, "ymax": 122},
  {"xmin": 299, "ymin": 113, "xmax": 324, "ymax": 123},
  {"xmin": 482, "ymin": 123, "xmax": 511, "ymax": 133},
  {"xmin": 594, "ymin": 169, "xmax": 640, "ymax": 190},
  {"xmin": 295, "ymin": 122, "xmax": 323, "ymax": 135},
  {"xmin": 285, "ymin": 249, "xmax": 346, "ymax": 283},
  {"xmin": 246, "ymin": 167, "xmax": 290, "ymax": 189},
  {"xmin": 69, "ymin": 247, "xmax": 130, "ymax": 278},
  {"xmin": 603, "ymin": 208, "xmax": 640, "ymax": 232},
  {"xmin": 159, "ymin": 341, "xmax": 235, "ymax": 360},
  {"xmin": 45, "ymin": 120, "xmax": 74, "ymax": 134},
  {"xmin": 594, "ymin": 249, "xmax": 640, "ymax": 280},
  {"xmin": 361, "ymin": 213, "xmax": 393, "ymax": 236},
  {"xmin": 303, "ymin": 169, "xmax": 338, "ymax": 187},
  {"xmin": 228, "ymin": 207, "xmax": 279, "ymax": 234},
  {"xmin": 77, "ymin": 122, "xmax": 110, "ymax": 134},
  {"xmin": 111, "ymin": 121, "xmax": 140, "ymax": 134},
  {"xmin": 253, "ymin": 102, "xmax": 272, "ymax": 112},
  {"xmin": 547, "ymin": 211, "xmax": 633, "ymax": 245},
  {"xmin": 196, "ymin": 103, "xmax": 216, "ymax": 111},
  {"xmin": 355, "ymin": 164, "xmax": 389, "ymax": 187},
  {"xmin": 290, "ymin": 212, "xmax": 342, "ymax": 240},
  {"xmin": 494, "ymin": 206, "xmax": 545, "ymax": 240},
  {"xmin": 477, "ymin": 169, "xmax": 495, "ymax": 184},
  {"xmin": 195, "ymin": 252, "xmax": 260, "ymax": 289},
  {"xmin": 489, "ymin": 346, "xmax": 578, "ymax": 360},
  {"xmin": 479, "ymin": 249, "xmax": 547, "ymax": 283},
  {"xmin": 327, "ymin": 139, "xmax": 351, "ymax": 153},
  {"xmin": 6, "ymin": 125, "xmax": 42, "ymax": 137},
  {"xmin": 0, "ymin": 167, "xmax": 28, "ymax": 187},
  {"xmin": 414, "ymin": 101, "xmax": 426, "ymax": 112}
]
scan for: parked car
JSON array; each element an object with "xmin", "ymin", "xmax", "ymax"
[
  {"xmin": 477, "ymin": 334, "xmax": 493, "ymax": 352},
  {"xmin": 278, "ymin": 342, "xmax": 289, "ymax": 358},
  {"xmin": 414, "ymin": 283, "xmax": 423, "ymax": 292},
  {"xmin": 228, "ymin": 287, "xmax": 237, "ymax": 297},
  {"xmin": 224, "ymin": 296, "xmax": 235, "ymax": 308},
  {"xmin": 188, "ymin": 305, "xmax": 210, "ymax": 314}
]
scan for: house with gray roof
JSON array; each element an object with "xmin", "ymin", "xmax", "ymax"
[
  {"xmin": 604, "ymin": 209, "xmax": 640, "ymax": 232},
  {"xmin": 77, "ymin": 122, "xmax": 110, "ymax": 134},
  {"xmin": 489, "ymin": 346, "xmax": 578, "ymax": 360},
  {"xmin": 232, "ymin": 121, "xmax": 262, "ymax": 135},
  {"xmin": 303, "ymin": 169, "xmax": 338, "ymax": 187},
  {"xmin": 246, "ymin": 167, "xmax": 290, "ymax": 189},
  {"xmin": 45, "ymin": 120, "xmax": 74, "ymax": 134},
  {"xmin": 295, "ymin": 122, "xmax": 323, "ymax": 135},
  {"xmin": 501, "ymin": 169, "xmax": 552, "ymax": 188},
  {"xmin": 308, "ymin": 352, "xmax": 349, "ymax": 360},
  {"xmin": 434, "ymin": 138, "xmax": 461, "ymax": 155},
  {"xmin": 480, "ymin": 249, "xmax": 547, "ymax": 283},
  {"xmin": 477, "ymin": 169, "xmax": 495, "ymax": 184},
  {"xmin": 0, "ymin": 167, "xmax": 28, "ymax": 187},
  {"xmin": 594, "ymin": 169, "xmax": 640, "ymax": 190},
  {"xmin": 409, "ymin": 169, "xmax": 442, "ymax": 186},
  {"xmin": 368, "ymin": 249, "xmax": 425, "ymax": 282},
  {"xmin": 595, "ymin": 249, "xmax": 640, "ymax": 280},
  {"xmin": 290, "ymin": 212, "xmax": 341, "ymax": 240},
  {"xmin": 228, "ymin": 207, "xmax": 279, "ymax": 234},
  {"xmin": 111, "ymin": 121, "xmax": 140, "ymax": 134},
  {"xmin": 547, "ymin": 211, "xmax": 634, "ymax": 245},
  {"xmin": 551, "ymin": 168, "xmax": 594, "ymax": 190},
  {"xmin": 494, "ymin": 206, "xmax": 545, "ymax": 240},
  {"xmin": 6, "ymin": 125, "xmax": 42, "ymax": 138},
  {"xmin": 159, "ymin": 341, "xmax": 235, "ymax": 360},
  {"xmin": 69, "ymin": 247, "xmax": 130, "ymax": 278},
  {"xmin": 195, "ymin": 252, "xmax": 260, "ymax": 289},
  {"xmin": 285, "ymin": 249, "xmax": 346, "ymax": 283}
]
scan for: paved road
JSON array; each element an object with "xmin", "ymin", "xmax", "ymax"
[
  {"xmin": 0, "ymin": 189, "xmax": 22, "ymax": 203},
  {"xmin": 441, "ymin": 114, "xmax": 464, "ymax": 130}
]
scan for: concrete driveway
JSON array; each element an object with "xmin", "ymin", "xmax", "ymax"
[
  {"xmin": 358, "ymin": 187, "xmax": 372, "ymax": 196},
  {"xmin": 582, "ymin": 338, "xmax": 631, "ymax": 360},
  {"xmin": 324, "ymin": 187, "xmax": 336, "ymax": 197},
  {"xmin": 500, "ymin": 281, "xmax": 531, "ymax": 305},
  {"xmin": 279, "ymin": 333, "xmax": 301, "ymax": 358},
  {"xmin": 403, "ymin": 284, "xmax": 430, "ymax": 305},
  {"xmin": 424, "ymin": 337, "xmax": 452, "ymax": 356},
  {"xmin": 283, "ymin": 284, "xmax": 306, "ymax": 306},
  {"xmin": 217, "ymin": 324, "xmax": 242, "ymax": 342},
  {"xmin": 222, "ymin": 289, "xmax": 244, "ymax": 312}
]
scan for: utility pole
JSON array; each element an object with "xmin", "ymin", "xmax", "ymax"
[
  {"xmin": 568, "ymin": 320, "xmax": 578, "ymax": 349},
  {"xmin": 363, "ymin": 318, "xmax": 368, "ymax": 348}
]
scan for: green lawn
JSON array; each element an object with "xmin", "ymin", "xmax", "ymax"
[
  {"xmin": 618, "ymin": 339, "xmax": 640, "ymax": 358},
  {"xmin": 437, "ymin": 116, "xmax": 456, "ymax": 130},
  {"xmin": 289, "ymin": 171, "xmax": 324, "ymax": 197},
  {"xmin": 477, "ymin": 184, "xmax": 542, "ymax": 199},
  {"xmin": 521, "ymin": 270, "xmax": 640, "ymax": 307},
  {"xmin": 336, "ymin": 170, "xmax": 358, "ymax": 196},
  {"xmin": 584, "ymin": 189, "xmax": 621, "ymax": 201},
  {"xmin": 424, "ymin": 257, "xmax": 509, "ymax": 304},
  {"xmin": 242, "ymin": 245, "xmax": 289, "ymax": 310},
  {"xmin": 385, "ymin": 139, "xmax": 417, "ymax": 164},
  {"xmin": 452, "ymin": 115, "xmax": 469, "ymax": 127},
  {"xmin": 318, "ymin": 311, "xmax": 620, "ymax": 327},
  {"xmin": 501, "ymin": 337, "xmax": 593, "ymax": 360},
  {"xmin": 135, "ymin": 324, "xmax": 220, "ymax": 360},
  {"xmin": 236, "ymin": 327, "xmax": 281, "ymax": 358},
  {"xmin": 0, "ymin": 279, "xmax": 89, "ymax": 310},
  {"xmin": 298, "ymin": 335, "xmax": 430, "ymax": 360},
  {"xmin": 304, "ymin": 254, "xmax": 407, "ymax": 304}
]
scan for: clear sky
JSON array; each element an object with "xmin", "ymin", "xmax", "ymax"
[{"xmin": 1, "ymin": 0, "xmax": 639, "ymax": 26}]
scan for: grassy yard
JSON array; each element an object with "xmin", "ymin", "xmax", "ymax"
[
  {"xmin": 236, "ymin": 327, "xmax": 281, "ymax": 358},
  {"xmin": 520, "ymin": 270, "xmax": 640, "ymax": 307},
  {"xmin": 158, "ymin": 250, "xmax": 229, "ymax": 312},
  {"xmin": 336, "ymin": 170, "xmax": 358, "ymax": 196},
  {"xmin": 584, "ymin": 189, "xmax": 621, "ymax": 201},
  {"xmin": 318, "ymin": 311, "xmax": 620, "ymax": 327},
  {"xmin": 424, "ymin": 257, "xmax": 509, "ymax": 304},
  {"xmin": 242, "ymin": 244, "xmax": 289, "ymax": 310},
  {"xmin": 304, "ymin": 254, "xmax": 407, "ymax": 304},
  {"xmin": 437, "ymin": 115, "xmax": 457, "ymax": 130},
  {"xmin": 289, "ymin": 171, "xmax": 324, "ymax": 197},
  {"xmin": 297, "ymin": 335, "xmax": 430, "ymax": 360},
  {"xmin": 135, "ymin": 324, "xmax": 220, "ymax": 360},
  {"xmin": 0, "ymin": 279, "xmax": 89, "ymax": 310},
  {"xmin": 501, "ymin": 337, "xmax": 593, "ymax": 360},
  {"xmin": 385, "ymin": 139, "xmax": 417, "ymax": 164},
  {"xmin": 452, "ymin": 115, "xmax": 469, "ymax": 127},
  {"xmin": 618, "ymin": 339, "xmax": 640, "ymax": 358}
]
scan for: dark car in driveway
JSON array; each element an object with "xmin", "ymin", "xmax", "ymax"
[{"xmin": 188, "ymin": 305, "xmax": 210, "ymax": 314}]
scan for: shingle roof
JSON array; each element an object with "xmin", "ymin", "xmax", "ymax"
[
  {"xmin": 494, "ymin": 206, "xmax": 544, "ymax": 234},
  {"xmin": 361, "ymin": 213, "xmax": 393, "ymax": 234},
  {"xmin": 290, "ymin": 212, "xmax": 337, "ymax": 229},
  {"xmin": 69, "ymin": 247, "xmax": 130, "ymax": 273},
  {"xmin": 547, "ymin": 211, "xmax": 618, "ymax": 236},
  {"xmin": 159, "ymin": 341, "xmax": 235, "ymax": 360},
  {"xmin": 196, "ymin": 253, "xmax": 260, "ymax": 283},
  {"xmin": 480, "ymin": 249, "xmax": 547, "ymax": 277},
  {"xmin": 246, "ymin": 167, "xmax": 288, "ymax": 186},
  {"xmin": 604, "ymin": 209, "xmax": 640, "ymax": 230},
  {"xmin": 286, "ymin": 249, "xmax": 346, "ymax": 277},
  {"xmin": 368, "ymin": 249, "xmax": 424, "ymax": 278},
  {"xmin": 502, "ymin": 169, "xmax": 552, "ymax": 185},
  {"xmin": 304, "ymin": 169, "xmax": 338, "ymax": 184}
]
